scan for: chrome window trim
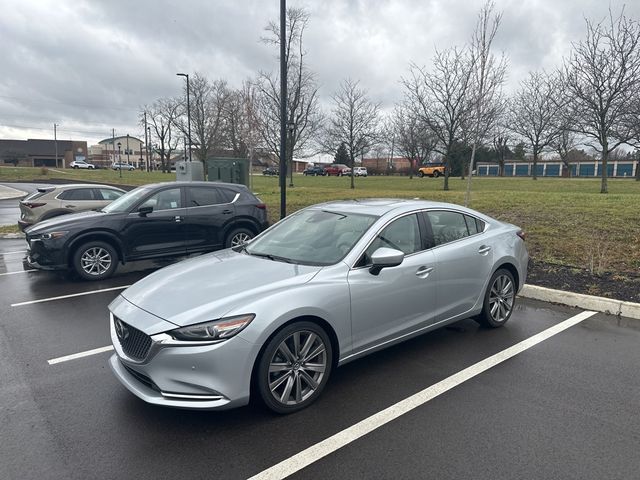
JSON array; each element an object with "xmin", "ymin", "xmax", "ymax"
[{"xmin": 184, "ymin": 189, "xmax": 240, "ymax": 210}]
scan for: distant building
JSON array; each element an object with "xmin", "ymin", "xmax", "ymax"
[
  {"xmin": 91, "ymin": 136, "xmax": 145, "ymax": 169},
  {"xmin": 0, "ymin": 138, "xmax": 88, "ymax": 168},
  {"xmin": 476, "ymin": 159, "xmax": 637, "ymax": 178}
]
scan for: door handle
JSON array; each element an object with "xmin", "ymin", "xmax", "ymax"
[
  {"xmin": 415, "ymin": 266, "xmax": 434, "ymax": 278},
  {"xmin": 222, "ymin": 209, "xmax": 233, "ymax": 215},
  {"xmin": 174, "ymin": 216, "xmax": 182, "ymax": 223},
  {"xmin": 65, "ymin": 204, "xmax": 76, "ymax": 208},
  {"xmin": 478, "ymin": 245, "xmax": 492, "ymax": 255}
]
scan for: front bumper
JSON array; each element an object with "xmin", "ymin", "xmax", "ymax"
[
  {"xmin": 22, "ymin": 238, "xmax": 67, "ymax": 271},
  {"xmin": 109, "ymin": 311, "xmax": 258, "ymax": 410}
]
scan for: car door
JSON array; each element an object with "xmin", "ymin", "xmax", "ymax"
[
  {"xmin": 122, "ymin": 186, "xmax": 187, "ymax": 259},
  {"xmin": 184, "ymin": 186, "xmax": 235, "ymax": 253},
  {"xmin": 348, "ymin": 213, "xmax": 437, "ymax": 354},
  {"xmin": 424, "ymin": 210, "xmax": 494, "ymax": 322}
]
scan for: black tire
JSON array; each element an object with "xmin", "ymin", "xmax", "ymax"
[
  {"xmin": 417, "ymin": 171, "xmax": 424, "ymax": 178},
  {"xmin": 72, "ymin": 241, "xmax": 118, "ymax": 281},
  {"xmin": 225, "ymin": 227, "xmax": 254, "ymax": 248},
  {"xmin": 73, "ymin": 166, "xmax": 79, "ymax": 169},
  {"xmin": 433, "ymin": 170, "xmax": 441, "ymax": 178},
  {"xmin": 89, "ymin": 166, "xmax": 95, "ymax": 170},
  {"xmin": 475, "ymin": 268, "xmax": 516, "ymax": 328},
  {"xmin": 257, "ymin": 321, "xmax": 333, "ymax": 414}
]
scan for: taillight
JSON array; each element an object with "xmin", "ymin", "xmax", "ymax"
[
  {"xmin": 516, "ymin": 230, "xmax": 526, "ymax": 241},
  {"xmin": 255, "ymin": 203, "xmax": 267, "ymax": 210},
  {"xmin": 23, "ymin": 202, "xmax": 47, "ymax": 208}
]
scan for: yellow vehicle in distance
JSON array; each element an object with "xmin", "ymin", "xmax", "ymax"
[{"xmin": 417, "ymin": 163, "xmax": 445, "ymax": 178}]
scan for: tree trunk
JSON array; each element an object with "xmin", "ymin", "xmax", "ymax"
[
  {"xmin": 350, "ymin": 153, "xmax": 355, "ymax": 189},
  {"xmin": 635, "ymin": 158, "xmax": 640, "ymax": 181},
  {"xmin": 409, "ymin": 158, "xmax": 414, "ymax": 180},
  {"xmin": 600, "ymin": 149, "xmax": 608, "ymax": 193},
  {"xmin": 532, "ymin": 151, "xmax": 538, "ymax": 180}
]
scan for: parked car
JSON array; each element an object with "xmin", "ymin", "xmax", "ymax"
[
  {"xmin": 262, "ymin": 166, "xmax": 279, "ymax": 176},
  {"xmin": 353, "ymin": 167, "xmax": 368, "ymax": 177},
  {"xmin": 302, "ymin": 165, "xmax": 326, "ymax": 176},
  {"xmin": 69, "ymin": 159, "xmax": 96, "ymax": 169},
  {"xmin": 112, "ymin": 162, "xmax": 135, "ymax": 171},
  {"xmin": 417, "ymin": 163, "xmax": 446, "ymax": 178},
  {"xmin": 18, "ymin": 184, "xmax": 126, "ymax": 231},
  {"xmin": 23, "ymin": 181, "xmax": 268, "ymax": 280},
  {"xmin": 107, "ymin": 199, "xmax": 528, "ymax": 413},
  {"xmin": 324, "ymin": 164, "xmax": 351, "ymax": 176}
]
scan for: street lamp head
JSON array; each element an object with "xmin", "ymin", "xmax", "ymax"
[{"xmin": 176, "ymin": 72, "xmax": 188, "ymax": 78}]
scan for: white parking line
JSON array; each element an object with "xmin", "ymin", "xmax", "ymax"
[
  {"xmin": 11, "ymin": 285, "xmax": 130, "ymax": 307},
  {"xmin": 48, "ymin": 345, "xmax": 114, "ymax": 365},
  {"xmin": 248, "ymin": 310, "xmax": 598, "ymax": 480},
  {"xmin": 0, "ymin": 269, "xmax": 37, "ymax": 276}
]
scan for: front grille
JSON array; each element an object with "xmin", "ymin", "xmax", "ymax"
[{"xmin": 114, "ymin": 316, "xmax": 152, "ymax": 361}]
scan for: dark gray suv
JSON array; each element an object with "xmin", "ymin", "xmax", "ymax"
[{"xmin": 23, "ymin": 181, "xmax": 268, "ymax": 280}]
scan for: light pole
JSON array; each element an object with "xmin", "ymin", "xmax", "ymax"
[
  {"xmin": 279, "ymin": 0, "xmax": 287, "ymax": 219},
  {"xmin": 147, "ymin": 127, "xmax": 152, "ymax": 171},
  {"xmin": 53, "ymin": 123, "xmax": 59, "ymax": 168},
  {"xmin": 176, "ymin": 73, "xmax": 192, "ymax": 162}
]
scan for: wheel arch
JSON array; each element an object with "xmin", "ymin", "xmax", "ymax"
[
  {"xmin": 66, "ymin": 231, "xmax": 125, "ymax": 267},
  {"xmin": 493, "ymin": 261, "xmax": 520, "ymax": 291},
  {"xmin": 249, "ymin": 314, "xmax": 340, "ymax": 400}
]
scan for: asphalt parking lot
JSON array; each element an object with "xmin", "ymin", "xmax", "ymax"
[{"xmin": 1, "ymin": 237, "xmax": 639, "ymax": 480}]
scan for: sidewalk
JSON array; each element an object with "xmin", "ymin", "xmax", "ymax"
[{"xmin": 0, "ymin": 184, "xmax": 27, "ymax": 200}]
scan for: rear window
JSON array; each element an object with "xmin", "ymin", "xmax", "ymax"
[
  {"xmin": 23, "ymin": 188, "xmax": 54, "ymax": 201},
  {"xmin": 58, "ymin": 188, "xmax": 95, "ymax": 201}
]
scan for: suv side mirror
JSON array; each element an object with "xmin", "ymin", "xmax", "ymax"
[
  {"xmin": 138, "ymin": 205, "xmax": 153, "ymax": 217},
  {"xmin": 369, "ymin": 247, "xmax": 404, "ymax": 275}
]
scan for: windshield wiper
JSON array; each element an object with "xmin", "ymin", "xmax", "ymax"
[{"xmin": 248, "ymin": 252, "xmax": 296, "ymax": 264}]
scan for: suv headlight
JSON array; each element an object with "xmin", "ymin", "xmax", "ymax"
[
  {"xmin": 169, "ymin": 314, "xmax": 255, "ymax": 342},
  {"xmin": 40, "ymin": 231, "xmax": 68, "ymax": 240}
]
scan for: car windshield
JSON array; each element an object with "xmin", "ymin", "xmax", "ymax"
[
  {"xmin": 245, "ymin": 209, "xmax": 378, "ymax": 266},
  {"xmin": 102, "ymin": 186, "xmax": 153, "ymax": 213}
]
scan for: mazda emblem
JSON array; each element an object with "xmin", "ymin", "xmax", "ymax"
[{"xmin": 115, "ymin": 318, "xmax": 129, "ymax": 341}]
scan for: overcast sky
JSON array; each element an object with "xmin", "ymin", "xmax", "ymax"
[{"xmin": 1, "ymin": 0, "xmax": 638, "ymax": 146}]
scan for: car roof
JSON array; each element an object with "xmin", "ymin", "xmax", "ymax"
[
  {"xmin": 48, "ymin": 183, "xmax": 124, "ymax": 191},
  {"xmin": 136, "ymin": 181, "xmax": 248, "ymax": 191},
  {"xmin": 307, "ymin": 198, "xmax": 487, "ymax": 218}
]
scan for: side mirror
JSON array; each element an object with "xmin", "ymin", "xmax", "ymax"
[
  {"xmin": 138, "ymin": 205, "xmax": 153, "ymax": 217},
  {"xmin": 369, "ymin": 247, "xmax": 404, "ymax": 275}
]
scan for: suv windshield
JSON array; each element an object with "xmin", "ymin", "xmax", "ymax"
[
  {"xmin": 246, "ymin": 209, "xmax": 378, "ymax": 265},
  {"xmin": 102, "ymin": 186, "xmax": 153, "ymax": 213}
]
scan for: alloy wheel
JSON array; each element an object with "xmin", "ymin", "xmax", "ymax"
[
  {"xmin": 267, "ymin": 330, "xmax": 328, "ymax": 406},
  {"xmin": 231, "ymin": 232, "xmax": 251, "ymax": 247},
  {"xmin": 80, "ymin": 246, "xmax": 112, "ymax": 276},
  {"xmin": 489, "ymin": 274, "xmax": 514, "ymax": 323}
]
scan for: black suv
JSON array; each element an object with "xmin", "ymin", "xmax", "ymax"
[{"xmin": 23, "ymin": 181, "xmax": 269, "ymax": 280}]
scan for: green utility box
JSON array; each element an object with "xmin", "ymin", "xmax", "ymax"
[{"xmin": 206, "ymin": 157, "xmax": 249, "ymax": 186}]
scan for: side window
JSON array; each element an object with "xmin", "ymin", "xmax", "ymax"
[
  {"xmin": 98, "ymin": 188, "xmax": 124, "ymax": 201},
  {"xmin": 465, "ymin": 214, "xmax": 480, "ymax": 235},
  {"xmin": 428, "ymin": 211, "xmax": 470, "ymax": 246},
  {"xmin": 59, "ymin": 188, "xmax": 94, "ymax": 201},
  {"xmin": 188, "ymin": 187, "xmax": 222, "ymax": 207},
  {"xmin": 217, "ymin": 188, "xmax": 236, "ymax": 203},
  {"xmin": 140, "ymin": 188, "xmax": 182, "ymax": 210},
  {"xmin": 362, "ymin": 214, "xmax": 422, "ymax": 264}
]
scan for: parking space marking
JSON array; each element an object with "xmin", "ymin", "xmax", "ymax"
[
  {"xmin": 0, "ymin": 269, "xmax": 37, "ymax": 276},
  {"xmin": 11, "ymin": 285, "xmax": 130, "ymax": 307},
  {"xmin": 249, "ymin": 310, "xmax": 598, "ymax": 480},
  {"xmin": 48, "ymin": 345, "xmax": 114, "ymax": 365}
]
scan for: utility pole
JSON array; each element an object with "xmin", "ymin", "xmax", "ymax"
[
  {"xmin": 54, "ymin": 123, "xmax": 59, "ymax": 168},
  {"xmin": 147, "ymin": 127, "xmax": 152, "ymax": 171},
  {"xmin": 112, "ymin": 128, "xmax": 116, "ymax": 167},
  {"xmin": 126, "ymin": 134, "xmax": 131, "ymax": 168},
  {"xmin": 176, "ymin": 73, "xmax": 192, "ymax": 162},
  {"xmin": 279, "ymin": 0, "xmax": 287, "ymax": 219}
]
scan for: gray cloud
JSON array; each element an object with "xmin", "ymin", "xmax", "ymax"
[{"xmin": 1, "ymin": 0, "xmax": 638, "ymax": 144}]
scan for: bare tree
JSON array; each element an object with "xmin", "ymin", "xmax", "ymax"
[
  {"xmin": 254, "ymin": 7, "xmax": 323, "ymax": 185},
  {"xmin": 324, "ymin": 78, "xmax": 380, "ymax": 189},
  {"xmin": 506, "ymin": 71, "xmax": 566, "ymax": 179},
  {"xmin": 550, "ymin": 127, "xmax": 578, "ymax": 177},
  {"xmin": 145, "ymin": 98, "xmax": 181, "ymax": 173},
  {"xmin": 564, "ymin": 9, "xmax": 640, "ymax": 193},
  {"xmin": 492, "ymin": 126, "xmax": 511, "ymax": 176},
  {"xmin": 464, "ymin": 1, "xmax": 507, "ymax": 205},
  {"xmin": 392, "ymin": 102, "xmax": 437, "ymax": 179},
  {"xmin": 403, "ymin": 47, "xmax": 475, "ymax": 190}
]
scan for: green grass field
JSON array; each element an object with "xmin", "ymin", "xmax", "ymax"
[{"xmin": 2, "ymin": 166, "xmax": 639, "ymax": 273}]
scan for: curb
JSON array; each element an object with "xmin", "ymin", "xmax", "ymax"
[
  {"xmin": 0, "ymin": 232, "xmax": 24, "ymax": 239},
  {"xmin": 0, "ymin": 185, "xmax": 27, "ymax": 200},
  {"xmin": 520, "ymin": 284, "xmax": 640, "ymax": 320}
]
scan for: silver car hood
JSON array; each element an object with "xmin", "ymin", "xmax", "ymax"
[{"xmin": 120, "ymin": 249, "xmax": 322, "ymax": 327}]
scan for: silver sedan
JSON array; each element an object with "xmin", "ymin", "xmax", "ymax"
[{"xmin": 108, "ymin": 199, "xmax": 528, "ymax": 413}]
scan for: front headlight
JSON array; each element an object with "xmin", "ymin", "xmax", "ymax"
[
  {"xmin": 169, "ymin": 314, "xmax": 255, "ymax": 342},
  {"xmin": 40, "ymin": 231, "xmax": 68, "ymax": 240}
]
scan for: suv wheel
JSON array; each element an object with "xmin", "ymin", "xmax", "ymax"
[
  {"xmin": 225, "ymin": 228, "xmax": 254, "ymax": 248},
  {"xmin": 72, "ymin": 241, "xmax": 118, "ymax": 281},
  {"xmin": 417, "ymin": 171, "xmax": 424, "ymax": 178}
]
